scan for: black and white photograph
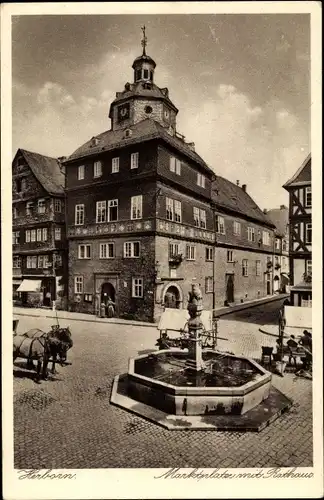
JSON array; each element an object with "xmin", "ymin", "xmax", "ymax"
[{"xmin": 2, "ymin": 2, "xmax": 322, "ymax": 499}]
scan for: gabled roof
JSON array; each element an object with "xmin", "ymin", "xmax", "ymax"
[
  {"xmin": 283, "ymin": 153, "xmax": 311, "ymax": 189},
  {"xmin": 211, "ymin": 176, "xmax": 275, "ymax": 227},
  {"xmin": 265, "ymin": 207, "xmax": 289, "ymax": 237},
  {"xmin": 15, "ymin": 149, "xmax": 65, "ymax": 195},
  {"xmin": 65, "ymin": 119, "xmax": 214, "ymax": 175}
]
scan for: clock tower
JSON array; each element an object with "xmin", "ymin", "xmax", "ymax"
[{"xmin": 109, "ymin": 26, "xmax": 178, "ymax": 132}]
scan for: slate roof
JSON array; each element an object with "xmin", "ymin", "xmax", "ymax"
[
  {"xmin": 265, "ymin": 207, "xmax": 289, "ymax": 237},
  {"xmin": 65, "ymin": 119, "xmax": 214, "ymax": 175},
  {"xmin": 212, "ymin": 176, "xmax": 275, "ymax": 227},
  {"xmin": 18, "ymin": 149, "xmax": 65, "ymax": 195},
  {"xmin": 283, "ymin": 153, "xmax": 311, "ymax": 189}
]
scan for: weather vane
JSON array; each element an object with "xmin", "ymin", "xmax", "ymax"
[{"xmin": 141, "ymin": 25, "xmax": 147, "ymax": 55}]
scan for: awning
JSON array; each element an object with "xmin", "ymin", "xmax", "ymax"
[{"xmin": 17, "ymin": 279, "xmax": 42, "ymax": 292}]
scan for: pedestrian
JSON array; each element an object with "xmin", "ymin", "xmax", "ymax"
[
  {"xmin": 299, "ymin": 330, "xmax": 312, "ymax": 371},
  {"xmin": 106, "ymin": 296, "xmax": 115, "ymax": 318}
]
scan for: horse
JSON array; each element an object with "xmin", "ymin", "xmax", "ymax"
[
  {"xmin": 14, "ymin": 325, "xmax": 73, "ymax": 374},
  {"xmin": 13, "ymin": 335, "xmax": 60, "ymax": 383}
]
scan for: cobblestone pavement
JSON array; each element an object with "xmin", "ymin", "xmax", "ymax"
[{"xmin": 13, "ymin": 309, "xmax": 312, "ymax": 469}]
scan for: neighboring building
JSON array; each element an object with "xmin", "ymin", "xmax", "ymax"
[
  {"xmin": 283, "ymin": 154, "xmax": 312, "ymax": 288},
  {"xmin": 63, "ymin": 36, "xmax": 215, "ymax": 322},
  {"xmin": 211, "ymin": 179, "xmax": 276, "ymax": 306},
  {"xmin": 12, "ymin": 149, "xmax": 67, "ymax": 308},
  {"xmin": 265, "ymin": 205, "xmax": 290, "ymax": 292}
]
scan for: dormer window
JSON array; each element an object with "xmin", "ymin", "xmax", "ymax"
[
  {"xmin": 125, "ymin": 129, "xmax": 132, "ymax": 138},
  {"xmin": 91, "ymin": 137, "xmax": 99, "ymax": 147}
]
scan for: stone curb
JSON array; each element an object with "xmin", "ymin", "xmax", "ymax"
[{"xmin": 13, "ymin": 294, "xmax": 288, "ymax": 328}]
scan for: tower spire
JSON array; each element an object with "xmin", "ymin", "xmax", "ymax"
[{"xmin": 141, "ymin": 25, "xmax": 147, "ymax": 56}]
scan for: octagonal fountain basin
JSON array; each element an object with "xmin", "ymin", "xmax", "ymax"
[{"xmin": 127, "ymin": 350, "xmax": 272, "ymax": 416}]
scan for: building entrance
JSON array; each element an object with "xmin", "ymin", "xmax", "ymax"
[
  {"xmin": 225, "ymin": 273, "xmax": 234, "ymax": 303},
  {"xmin": 101, "ymin": 282, "xmax": 116, "ymax": 317},
  {"xmin": 164, "ymin": 285, "xmax": 181, "ymax": 309}
]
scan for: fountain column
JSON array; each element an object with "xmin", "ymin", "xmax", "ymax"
[{"xmin": 185, "ymin": 284, "xmax": 206, "ymax": 372}]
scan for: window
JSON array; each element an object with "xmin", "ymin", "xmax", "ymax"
[
  {"xmin": 197, "ymin": 172, "xmax": 206, "ymax": 188},
  {"xmin": 216, "ymin": 215, "xmax": 225, "ymax": 234},
  {"xmin": 36, "ymin": 228, "xmax": 47, "ymax": 242},
  {"xmin": 124, "ymin": 241, "xmax": 140, "ymax": 258},
  {"xmin": 132, "ymin": 277, "xmax": 143, "ymax": 298},
  {"xmin": 13, "ymin": 256, "xmax": 21, "ymax": 268},
  {"xmin": 13, "ymin": 207, "xmax": 18, "ymax": 219},
  {"xmin": 169, "ymin": 157, "xmax": 181, "ymax": 175},
  {"xmin": 75, "ymin": 204, "xmax": 84, "ymax": 225},
  {"xmin": 54, "ymin": 199, "xmax": 62, "ymax": 212},
  {"xmin": 37, "ymin": 255, "xmax": 44, "ymax": 268},
  {"xmin": 305, "ymin": 186, "xmax": 312, "ymax": 207},
  {"xmin": 25, "ymin": 230, "xmax": 30, "ymax": 243},
  {"xmin": 27, "ymin": 256, "xmax": 37, "ymax": 268},
  {"xmin": 248, "ymin": 227, "xmax": 255, "ymax": 242},
  {"xmin": 166, "ymin": 197, "xmax": 181, "ymax": 223},
  {"xmin": 99, "ymin": 242, "xmax": 115, "ymax": 259},
  {"xmin": 94, "ymin": 160, "xmax": 102, "ymax": 178},
  {"xmin": 96, "ymin": 201, "xmax": 107, "ymax": 223},
  {"xmin": 275, "ymin": 256, "xmax": 279, "ymax": 266},
  {"xmin": 233, "ymin": 221, "xmax": 241, "ymax": 236},
  {"xmin": 74, "ymin": 276, "xmax": 84, "ymax": 294},
  {"xmin": 131, "ymin": 152, "xmax": 139, "ymax": 169},
  {"xmin": 256, "ymin": 260, "xmax": 261, "ymax": 276},
  {"xmin": 205, "ymin": 276, "xmax": 213, "ymax": 293},
  {"xmin": 37, "ymin": 228, "xmax": 42, "ymax": 241},
  {"xmin": 169, "ymin": 242, "xmax": 180, "ymax": 258},
  {"xmin": 306, "ymin": 259, "xmax": 312, "ymax": 275},
  {"xmin": 143, "ymin": 69, "xmax": 149, "ymax": 79},
  {"xmin": 242, "ymin": 259, "xmax": 248, "ymax": 276},
  {"xmin": 55, "ymin": 255, "xmax": 62, "ymax": 267},
  {"xmin": 78, "ymin": 165, "xmax": 85, "ymax": 180},
  {"xmin": 193, "ymin": 207, "xmax": 206, "ymax": 228},
  {"xmin": 131, "ymin": 195, "xmax": 143, "ymax": 220},
  {"xmin": 78, "ymin": 244, "xmax": 91, "ymax": 259},
  {"xmin": 205, "ymin": 247, "xmax": 213, "ymax": 261},
  {"xmin": 38, "ymin": 199, "xmax": 46, "ymax": 214},
  {"xmin": 112, "ymin": 157, "xmax": 119, "ymax": 173},
  {"xmin": 275, "ymin": 238, "xmax": 280, "ymax": 250},
  {"xmin": 31, "ymin": 229, "xmax": 36, "ymax": 242},
  {"xmin": 262, "ymin": 231, "xmax": 270, "ymax": 246},
  {"xmin": 16, "ymin": 177, "xmax": 27, "ymax": 192},
  {"xmin": 12, "ymin": 231, "xmax": 20, "ymax": 244},
  {"xmin": 305, "ymin": 223, "xmax": 312, "ymax": 244},
  {"xmin": 282, "ymin": 239, "xmax": 288, "ymax": 252},
  {"xmin": 227, "ymin": 250, "xmax": 234, "ymax": 262},
  {"xmin": 186, "ymin": 245, "xmax": 196, "ymax": 260},
  {"xmin": 108, "ymin": 199, "xmax": 118, "ymax": 221},
  {"xmin": 55, "ymin": 228, "xmax": 61, "ymax": 240},
  {"xmin": 26, "ymin": 202, "xmax": 34, "ymax": 216}
]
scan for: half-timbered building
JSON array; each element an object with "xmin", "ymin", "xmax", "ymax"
[
  {"xmin": 283, "ymin": 153, "xmax": 312, "ymax": 289},
  {"xmin": 12, "ymin": 149, "xmax": 67, "ymax": 308},
  {"xmin": 265, "ymin": 205, "xmax": 290, "ymax": 292}
]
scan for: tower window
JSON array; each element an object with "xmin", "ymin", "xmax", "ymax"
[
  {"xmin": 143, "ymin": 69, "xmax": 149, "ymax": 79},
  {"xmin": 135, "ymin": 69, "xmax": 141, "ymax": 81},
  {"xmin": 145, "ymin": 105, "xmax": 153, "ymax": 114},
  {"xmin": 150, "ymin": 70, "xmax": 153, "ymax": 81}
]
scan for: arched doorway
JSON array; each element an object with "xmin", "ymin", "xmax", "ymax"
[
  {"xmin": 164, "ymin": 285, "xmax": 181, "ymax": 309},
  {"xmin": 101, "ymin": 282, "xmax": 116, "ymax": 317}
]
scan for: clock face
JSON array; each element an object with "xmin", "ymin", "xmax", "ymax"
[
  {"xmin": 118, "ymin": 103, "xmax": 130, "ymax": 122},
  {"xmin": 163, "ymin": 108, "xmax": 170, "ymax": 122}
]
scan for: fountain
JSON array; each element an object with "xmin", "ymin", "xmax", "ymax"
[{"xmin": 111, "ymin": 284, "xmax": 292, "ymax": 431}]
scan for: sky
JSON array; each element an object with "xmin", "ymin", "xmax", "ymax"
[{"xmin": 12, "ymin": 14, "xmax": 310, "ymax": 209}]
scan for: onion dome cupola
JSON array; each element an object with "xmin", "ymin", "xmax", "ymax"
[{"xmin": 108, "ymin": 26, "xmax": 178, "ymax": 132}]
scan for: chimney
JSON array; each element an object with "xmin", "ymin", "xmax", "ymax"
[
  {"xmin": 236, "ymin": 180, "xmax": 240, "ymax": 186},
  {"xmin": 280, "ymin": 204, "xmax": 287, "ymax": 209},
  {"xmin": 263, "ymin": 208, "xmax": 268, "ymax": 214},
  {"xmin": 242, "ymin": 184, "xmax": 247, "ymax": 192},
  {"xmin": 187, "ymin": 142, "xmax": 195, "ymax": 152}
]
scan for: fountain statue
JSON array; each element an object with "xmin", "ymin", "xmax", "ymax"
[{"xmin": 110, "ymin": 282, "xmax": 292, "ymax": 431}]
